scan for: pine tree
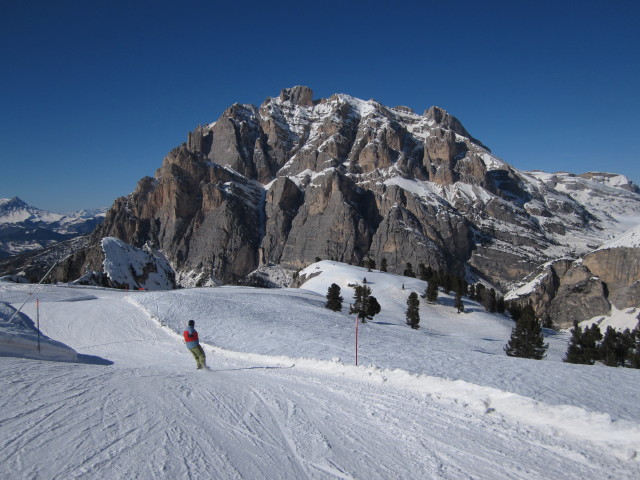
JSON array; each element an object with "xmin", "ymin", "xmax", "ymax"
[
  {"xmin": 367, "ymin": 296, "xmax": 381, "ymax": 319},
  {"xmin": 600, "ymin": 326, "xmax": 627, "ymax": 367},
  {"xmin": 366, "ymin": 257, "xmax": 376, "ymax": 272},
  {"xmin": 349, "ymin": 284, "xmax": 381, "ymax": 322},
  {"xmin": 425, "ymin": 279, "xmax": 438, "ymax": 303},
  {"xmin": 504, "ymin": 305, "xmax": 548, "ymax": 359},
  {"xmin": 583, "ymin": 324, "xmax": 602, "ymax": 363},
  {"xmin": 563, "ymin": 321, "xmax": 589, "ymax": 364},
  {"xmin": 406, "ymin": 292, "xmax": 420, "ymax": 329},
  {"xmin": 475, "ymin": 284, "xmax": 485, "ymax": 305},
  {"xmin": 621, "ymin": 329, "xmax": 635, "ymax": 367},
  {"xmin": 380, "ymin": 258, "xmax": 388, "ymax": 272},
  {"xmin": 404, "ymin": 262, "xmax": 415, "ymax": 278},
  {"xmin": 468, "ymin": 284, "xmax": 476, "ymax": 301},
  {"xmin": 628, "ymin": 326, "xmax": 640, "ymax": 369},
  {"xmin": 603, "ymin": 328, "xmax": 633, "ymax": 367},
  {"xmin": 508, "ymin": 302, "xmax": 522, "ymax": 322},
  {"xmin": 350, "ymin": 284, "xmax": 369, "ymax": 321},
  {"xmin": 485, "ymin": 288, "xmax": 497, "ymax": 313},
  {"xmin": 325, "ymin": 283, "xmax": 343, "ymax": 312},
  {"xmin": 496, "ymin": 296, "xmax": 506, "ymax": 314},
  {"xmin": 417, "ymin": 263, "xmax": 427, "ymax": 281},
  {"xmin": 441, "ymin": 274, "xmax": 452, "ymax": 294}
]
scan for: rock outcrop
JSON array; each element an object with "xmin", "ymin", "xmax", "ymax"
[
  {"xmin": 507, "ymin": 243, "xmax": 640, "ymax": 328},
  {"xmin": 583, "ymin": 247, "xmax": 640, "ymax": 309}
]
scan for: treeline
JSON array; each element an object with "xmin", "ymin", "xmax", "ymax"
[
  {"xmin": 411, "ymin": 262, "xmax": 506, "ymax": 314},
  {"xmin": 328, "ymin": 257, "xmax": 508, "ymax": 313},
  {"xmin": 564, "ymin": 321, "xmax": 640, "ymax": 368}
]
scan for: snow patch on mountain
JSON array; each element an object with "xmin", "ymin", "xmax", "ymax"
[
  {"xmin": 504, "ymin": 262, "xmax": 556, "ymax": 301},
  {"xmin": 101, "ymin": 237, "xmax": 175, "ymax": 290},
  {"xmin": 596, "ymin": 223, "xmax": 640, "ymax": 250},
  {"xmin": 581, "ymin": 305, "xmax": 640, "ymax": 332}
]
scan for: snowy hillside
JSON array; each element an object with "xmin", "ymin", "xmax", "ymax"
[
  {"xmin": 1, "ymin": 263, "xmax": 639, "ymax": 479},
  {"xmin": 523, "ymin": 171, "xmax": 640, "ymax": 241},
  {"xmin": 597, "ymin": 223, "xmax": 640, "ymax": 250}
]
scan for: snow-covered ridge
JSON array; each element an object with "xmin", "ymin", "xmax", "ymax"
[
  {"xmin": 0, "ymin": 196, "xmax": 106, "ymax": 225},
  {"xmin": 0, "ymin": 197, "xmax": 107, "ymax": 258}
]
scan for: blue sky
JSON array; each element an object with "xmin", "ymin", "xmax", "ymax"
[{"xmin": 1, "ymin": 0, "xmax": 639, "ymax": 212}]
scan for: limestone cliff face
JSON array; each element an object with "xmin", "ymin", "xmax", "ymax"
[
  {"xmin": 583, "ymin": 247, "xmax": 640, "ymax": 309},
  {"xmin": 93, "ymin": 145, "xmax": 264, "ymax": 285},
  {"xmin": 20, "ymin": 86, "xmax": 640, "ymax": 291},
  {"xmin": 507, "ymin": 245, "xmax": 640, "ymax": 328}
]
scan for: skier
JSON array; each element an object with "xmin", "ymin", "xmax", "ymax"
[{"xmin": 183, "ymin": 320, "xmax": 208, "ymax": 370}]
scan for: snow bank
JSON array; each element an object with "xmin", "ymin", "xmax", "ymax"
[
  {"xmin": 206, "ymin": 346, "xmax": 640, "ymax": 462},
  {"xmin": 0, "ymin": 302, "xmax": 77, "ymax": 362}
]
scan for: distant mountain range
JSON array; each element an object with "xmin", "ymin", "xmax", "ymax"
[
  {"xmin": 0, "ymin": 197, "xmax": 105, "ymax": 258},
  {"xmin": 1, "ymin": 87, "xmax": 639, "ymax": 328}
]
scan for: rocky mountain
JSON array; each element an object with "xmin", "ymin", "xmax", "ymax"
[
  {"xmin": 0, "ymin": 197, "xmax": 106, "ymax": 259},
  {"xmin": 4, "ymin": 86, "xmax": 640, "ymax": 325}
]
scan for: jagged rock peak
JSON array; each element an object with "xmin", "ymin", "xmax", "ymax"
[
  {"xmin": 424, "ymin": 106, "xmax": 477, "ymax": 144},
  {"xmin": 279, "ymin": 86, "xmax": 314, "ymax": 107}
]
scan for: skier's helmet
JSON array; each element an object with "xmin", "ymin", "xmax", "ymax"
[{"xmin": 188, "ymin": 320, "xmax": 195, "ymax": 327}]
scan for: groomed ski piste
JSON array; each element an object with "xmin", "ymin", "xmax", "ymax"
[{"xmin": 1, "ymin": 261, "xmax": 639, "ymax": 479}]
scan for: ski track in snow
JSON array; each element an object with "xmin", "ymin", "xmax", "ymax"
[{"xmin": 1, "ymin": 283, "xmax": 639, "ymax": 479}]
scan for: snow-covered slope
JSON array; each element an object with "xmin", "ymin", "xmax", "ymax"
[
  {"xmin": 1, "ymin": 263, "xmax": 639, "ymax": 478},
  {"xmin": 0, "ymin": 299, "xmax": 77, "ymax": 362},
  {"xmin": 523, "ymin": 171, "xmax": 640, "ymax": 246},
  {"xmin": 597, "ymin": 223, "xmax": 640, "ymax": 250}
]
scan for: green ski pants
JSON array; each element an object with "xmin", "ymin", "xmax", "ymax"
[{"xmin": 189, "ymin": 345, "xmax": 207, "ymax": 368}]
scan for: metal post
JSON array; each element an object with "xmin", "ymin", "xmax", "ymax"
[
  {"xmin": 7, "ymin": 257, "xmax": 62, "ymax": 324},
  {"xmin": 355, "ymin": 315, "xmax": 359, "ymax": 366},
  {"xmin": 36, "ymin": 298, "xmax": 40, "ymax": 353}
]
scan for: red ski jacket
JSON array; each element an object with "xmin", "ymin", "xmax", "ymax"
[{"xmin": 184, "ymin": 327, "xmax": 200, "ymax": 348}]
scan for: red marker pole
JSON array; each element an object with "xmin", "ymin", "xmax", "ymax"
[{"xmin": 355, "ymin": 315, "xmax": 359, "ymax": 366}]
